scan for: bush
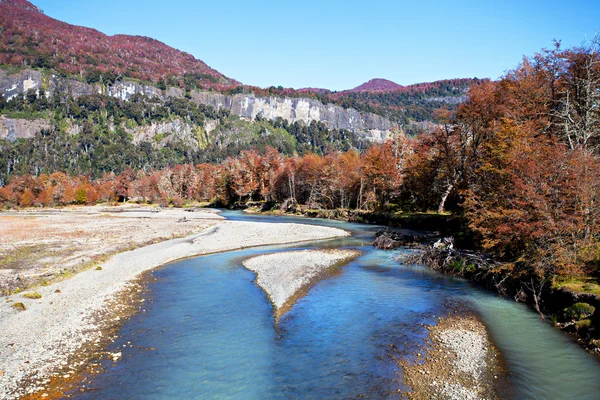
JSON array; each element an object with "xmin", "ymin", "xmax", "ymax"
[
  {"xmin": 159, "ymin": 192, "xmax": 169, "ymax": 207},
  {"xmin": 564, "ymin": 302, "xmax": 596, "ymax": 321},
  {"xmin": 171, "ymin": 196, "xmax": 183, "ymax": 208},
  {"xmin": 22, "ymin": 292, "xmax": 42, "ymax": 299},
  {"xmin": 13, "ymin": 302, "xmax": 26, "ymax": 311},
  {"xmin": 75, "ymin": 187, "xmax": 87, "ymax": 204},
  {"xmin": 19, "ymin": 189, "xmax": 34, "ymax": 207},
  {"xmin": 575, "ymin": 319, "xmax": 592, "ymax": 331}
]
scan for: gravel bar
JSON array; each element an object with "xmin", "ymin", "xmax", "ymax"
[{"xmin": 243, "ymin": 249, "xmax": 361, "ymax": 317}]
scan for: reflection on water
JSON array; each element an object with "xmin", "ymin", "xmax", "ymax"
[{"xmin": 71, "ymin": 211, "xmax": 600, "ymax": 399}]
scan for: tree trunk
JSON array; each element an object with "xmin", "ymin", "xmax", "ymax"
[
  {"xmin": 524, "ymin": 278, "xmax": 545, "ymax": 320},
  {"xmin": 438, "ymin": 182, "xmax": 454, "ymax": 214},
  {"xmin": 358, "ymin": 177, "xmax": 364, "ymax": 210}
]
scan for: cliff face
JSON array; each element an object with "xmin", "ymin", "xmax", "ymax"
[
  {"xmin": 0, "ymin": 69, "xmax": 394, "ymax": 141},
  {"xmin": 191, "ymin": 91, "xmax": 393, "ymax": 141},
  {"xmin": 0, "ymin": 115, "xmax": 51, "ymax": 141}
]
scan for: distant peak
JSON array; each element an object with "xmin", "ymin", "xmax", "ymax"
[
  {"xmin": 351, "ymin": 78, "xmax": 403, "ymax": 92},
  {"xmin": 0, "ymin": 0, "xmax": 44, "ymax": 13}
]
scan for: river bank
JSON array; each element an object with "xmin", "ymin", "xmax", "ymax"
[
  {"xmin": 0, "ymin": 207, "xmax": 350, "ymax": 399},
  {"xmin": 242, "ymin": 202, "xmax": 464, "ymax": 237},
  {"xmin": 398, "ymin": 308, "xmax": 507, "ymax": 400},
  {"xmin": 0, "ymin": 205, "xmax": 224, "ymax": 294},
  {"xmin": 403, "ymin": 243, "xmax": 600, "ymax": 358}
]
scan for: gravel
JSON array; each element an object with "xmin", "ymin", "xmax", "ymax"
[
  {"xmin": 398, "ymin": 312, "xmax": 503, "ymax": 400},
  {"xmin": 439, "ymin": 328, "xmax": 487, "ymax": 380},
  {"xmin": 442, "ymin": 383, "xmax": 479, "ymax": 400},
  {"xmin": 0, "ymin": 219, "xmax": 349, "ymax": 399},
  {"xmin": 243, "ymin": 249, "xmax": 360, "ymax": 313},
  {"xmin": 0, "ymin": 206, "xmax": 224, "ymax": 292}
]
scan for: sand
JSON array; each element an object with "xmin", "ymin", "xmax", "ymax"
[{"xmin": 0, "ymin": 205, "xmax": 224, "ymax": 293}]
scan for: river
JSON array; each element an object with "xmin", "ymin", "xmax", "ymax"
[{"xmin": 70, "ymin": 211, "xmax": 600, "ymax": 399}]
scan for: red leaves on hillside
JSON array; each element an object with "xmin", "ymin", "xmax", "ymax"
[
  {"xmin": 0, "ymin": 0, "xmax": 238, "ymax": 87},
  {"xmin": 350, "ymin": 79, "xmax": 404, "ymax": 92}
]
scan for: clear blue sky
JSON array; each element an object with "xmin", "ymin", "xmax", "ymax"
[{"xmin": 33, "ymin": 0, "xmax": 599, "ymax": 91}]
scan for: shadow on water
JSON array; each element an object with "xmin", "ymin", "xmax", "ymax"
[{"xmin": 70, "ymin": 210, "xmax": 600, "ymax": 399}]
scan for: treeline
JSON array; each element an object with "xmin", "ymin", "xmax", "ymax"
[
  {"xmin": 0, "ymin": 143, "xmax": 405, "ymax": 210},
  {"xmin": 1, "ymin": 41, "xmax": 599, "ymax": 284},
  {"xmin": 318, "ymin": 78, "xmax": 477, "ymax": 125}
]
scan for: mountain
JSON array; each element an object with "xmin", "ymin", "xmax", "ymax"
[
  {"xmin": 0, "ymin": 0, "xmax": 481, "ymax": 139},
  {"xmin": 0, "ymin": 0, "xmax": 238, "ymax": 89},
  {"xmin": 350, "ymin": 78, "xmax": 403, "ymax": 92}
]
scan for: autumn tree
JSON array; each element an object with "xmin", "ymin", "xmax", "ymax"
[
  {"xmin": 461, "ymin": 40, "xmax": 600, "ymax": 286},
  {"xmin": 19, "ymin": 189, "xmax": 34, "ymax": 207},
  {"xmin": 360, "ymin": 141, "xmax": 403, "ymax": 210}
]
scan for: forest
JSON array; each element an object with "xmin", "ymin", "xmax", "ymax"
[
  {"xmin": 1, "ymin": 41, "xmax": 599, "ymax": 291},
  {"xmin": 0, "ymin": 90, "xmax": 361, "ymax": 185}
]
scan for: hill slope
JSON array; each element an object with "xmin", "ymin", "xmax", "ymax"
[
  {"xmin": 0, "ymin": 0, "xmax": 480, "ymax": 131},
  {"xmin": 350, "ymin": 78, "xmax": 403, "ymax": 92},
  {"xmin": 0, "ymin": 0, "xmax": 237, "ymax": 89}
]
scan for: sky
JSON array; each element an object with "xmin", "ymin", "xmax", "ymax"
[{"xmin": 33, "ymin": 0, "xmax": 600, "ymax": 91}]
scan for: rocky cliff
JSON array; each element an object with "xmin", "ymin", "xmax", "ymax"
[
  {"xmin": 0, "ymin": 115, "xmax": 51, "ymax": 141},
  {"xmin": 190, "ymin": 91, "xmax": 393, "ymax": 141},
  {"xmin": 0, "ymin": 68, "xmax": 394, "ymax": 141}
]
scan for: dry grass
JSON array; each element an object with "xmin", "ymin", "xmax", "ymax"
[
  {"xmin": 0, "ymin": 206, "xmax": 219, "ymax": 293},
  {"xmin": 22, "ymin": 292, "xmax": 42, "ymax": 299},
  {"xmin": 0, "ymin": 217, "xmax": 44, "ymax": 243}
]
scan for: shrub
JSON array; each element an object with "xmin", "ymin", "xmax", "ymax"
[
  {"xmin": 13, "ymin": 302, "xmax": 26, "ymax": 311},
  {"xmin": 564, "ymin": 302, "xmax": 596, "ymax": 321},
  {"xmin": 575, "ymin": 319, "xmax": 592, "ymax": 331},
  {"xmin": 159, "ymin": 192, "xmax": 169, "ymax": 207},
  {"xmin": 75, "ymin": 186, "xmax": 87, "ymax": 204},
  {"xmin": 171, "ymin": 196, "xmax": 183, "ymax": 208},
  {"xmin": 19, "ymin": 189, "xmax": 34, "ymax": 207},
  {"xmin": 22, "ymin": 292, "xmax": 42, "ymax": 299}
]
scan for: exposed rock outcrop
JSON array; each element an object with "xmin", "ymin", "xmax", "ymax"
[
  {"xmin": 191, "ymin": 91, "xmax": 393, "ymax": 141},
  {"xmin": 128, "ymin": 118, "xmax": 209, "ymax": 149},
  {"xmin": 0, "ymin": 69, "xmax": 395, "ymax": 140},
  {"xmin": 0, "ymin": 116, "xmax": 51, "ymax": 141}
]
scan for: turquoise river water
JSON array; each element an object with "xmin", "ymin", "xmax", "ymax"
[{"xmin": 71, "ymin": 211, "xmax": 600, "ymax": 399}]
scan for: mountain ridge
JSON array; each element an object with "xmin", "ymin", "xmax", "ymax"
[
  {"xmin": 0, "ymin": 0, "xmax": 238, "ymax": 89},
  {"xmin": 0, "ymin": 0, "xmax": 481, "ymax": 131}
]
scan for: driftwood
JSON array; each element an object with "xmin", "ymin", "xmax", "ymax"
[
  {"xmin": 372, "ymin": 229, "xmax": 438, "ymax": 250},
  {"xmin": 403, "ymin": 238, "xmax": 501, "ymax": 282},
  {"xmin": 402, "ymin": 238, "xmax": 549, "ymax": 319}
]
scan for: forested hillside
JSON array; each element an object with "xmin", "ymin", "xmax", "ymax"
[
  {"xmin": 0, "ymin": 0, "xmax": 474, "ymax": 132},
  {"xmin": 0, "ymin": 0, "xmax": 237, "ymax": 89},
  {"xmin": 322, "ymin": 78, "xmax": 478, "ymax": 131},
  {"xmin": 0, "ymin": 91, "xmax": 360, "ymax": 185}
]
